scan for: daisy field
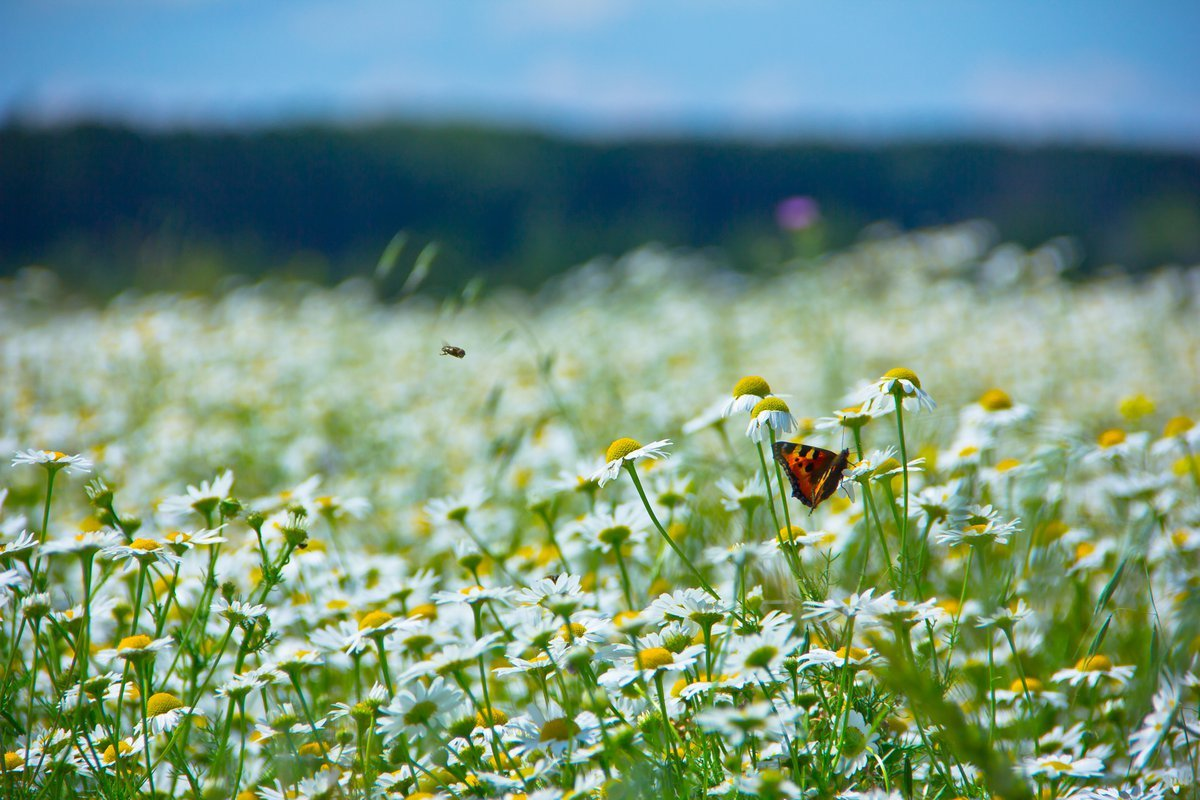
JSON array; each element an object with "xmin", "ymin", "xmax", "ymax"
[{"xmin": 1, "ymin": 225, "xmax": 1199, "ymax": 800}]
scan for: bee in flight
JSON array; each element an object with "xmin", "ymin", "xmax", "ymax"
[{"xmin": 440, "ymin": 343, "xmax": 466, "ymax": 359}]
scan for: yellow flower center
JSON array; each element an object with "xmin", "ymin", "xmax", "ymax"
[
  {"xmin": 1175, "ymin": 455, "xmax": 1200, "ymax": 476},
  {"xmin": 613, "ymin": 610, "xmax": 642, "ymax": 628},
  {"xmin": 750, "ymin": 396, "xmax": 790, "ymax": 417},
  {"xmin": 1097, "ymin": 429, "xmax": 1126, "ymax": 448},
  {"xmin": 732, "ymin": 375, "xmax": 771, "ymax": 398},
  {"xmin": 559, "ymin": 622, "xmax": 588, "ymax": 640},
  {"xmin": 475, "ymin": 707, "xmax": 508, "ymax": 727},
  {"xmin": 101, "ymin": 741, "xmax": 133, "ymax": 764},
  {"xmin": 959, "ymin": 445, "xmax": 979, "ymax": 458},
  {"xmin": 995, "ymin": 458, "xmax": 1021, "ymax": 473},
  {"xmin": 1074, "ymin": 654, "xmax": 1113, "ymax": 672},
  {"xmin": 297, "ymin": 742, "xmax": 323, "ymax": 758},
  {"xmin": 835, "ymin": 646, "xmax": 870, "ymax": 661},
  {"xmin": 118, "ymin": 634, "xmax": 152, "ymax": 651},
  {"xmin": 3, "ymin": 752, "xmax": 23, "ymax": 771},
  {"xmin": 1164, "ymin": 416, "xmax": 1195, "ymax": 438},
  {"xmin": 884, "ymin": 367, "xmax": 921, "ymax": 389},
  {"xmin": 1074, "ymin": 542, "xmax": 1096, "ymax": 561},
  {"xmin": 358, "ymin": 610, "xmax": 394, "ymax": 631},
  {"xmin": 1009, "ymin": 677, "xmax": 1043, "ymax": 693},
  {"xmin": 49, "ymin": 451, "xmax": 68, "ymax": 460},
  {"xmin": 1041, "ymin": 520, "xmax": 1069, "ymax": 542},
  {"xmin": 409, "ymin": 603, "xmax": 437, "ymax": 620},
  {"xmin": 872, "ymin": 457, "xmax": 901, "ymax": 476},
  {"xmin": 1119, "ymin": 393, "xmax": 1155, "ymax": 421},
  {"xmin": 538, "ymin": 717, "xmax": 581, "ymax": 741},
  {"xmin": 605, "ymin": 438, "xmax": 643, "ymax": 463},
  {"xmin": 130, "ymin": 538, "xmax": 160, "ymax": 551},
  {"xmin": 649, "ymin": 576, "xmax": 673, "ymax": 596},
  {"xmin": 636, "ymin": 647, "xmax": 675, "ymax": 670},
  {"xmin": 978, "ymin": 388, "xmax": 1013, "ymax": 411},
  {"xmin": 1044, "ymin": 759, "xmax": 1073, "ymax": 772},
  {"xmin": 147, "ymin": 692, "xmax": 183, "ymax": 717},
  {"xmin": 779, "ymin": 525, "xmax": 807, "ymax": 543},
  {"xmin": 937, "ymin": 598, "xmax": 961, "ymax": 616}
]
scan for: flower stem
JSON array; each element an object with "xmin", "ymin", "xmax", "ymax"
[
  {"xmin": 892, "ymin": 388, "xmax": 912, "ymax": 596},
  {"xmin": 754, "ymin": 441, "xmax": 784, "ymax": 537},
  {"xmin": 375, "ymin": 637, "xmax": 395, "ymax": 696},
  {"xmin": 138, "ymin": 665, "xmax": 157, "ymax": 798},
  {"xmin": 627, "ymin": 463, "xmax": 719, "ymax": 602}
]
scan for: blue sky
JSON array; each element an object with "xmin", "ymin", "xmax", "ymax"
[{"xmin": 3, "ymin": 0, "xmax": 1198, "ymax": 146}]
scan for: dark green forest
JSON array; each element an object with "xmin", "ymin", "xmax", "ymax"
[{"xmin": 2, "ymin": 121, "xmax": 1199, "ymax": 296}]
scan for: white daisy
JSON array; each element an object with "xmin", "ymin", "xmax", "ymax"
[
  {"xmin": 140, "ymin": 692, "xmax": 203, "ymax": 735},
  {"xmin": 745, "ymin": 397, "xmax": 797, "ymax": 443},
  {"xmin": 157, "ymin": 470, "xmax": 235, "ymax": 523},
  {"xmin": 11, "ymin": 449, "xmax": 93, "ymax": 475},
  {"xmin": 722, "ymin": 375, "xmax": 773, "ymax": 418},
  {"xmin": 505, "ymin": 702, "xmax": 601, "ymax": 759},
  {"xmin": 377, "ymin": 677, "xmax": 464, "ymax": 741},
  {"xmin": 1024, "ymin": 753, "xmax": 1106, "ymax": 779},
  {"xmin": 856, "ymin": 368, "xmax": 936, "ymax": 415},
  {"xmin": 591, "ymin": 438, "xmax": 672, "ymax": 487},
  {"xmin": 934, "ymin": 504, "xmax": 1020, "ymax": 547},
  {"xmin": 598, "ymin": 632, "xmax": 705, "ymax": 689},
  {"xmin": 1051, "ymin": 654, "xmax": 1135, "ymax": 688}
]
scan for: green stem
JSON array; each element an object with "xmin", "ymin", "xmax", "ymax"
[
  {"xmin": 754, "ymin": 441, "xmax": 784, "ymax": 537},
  {"xmin": 1002, "ymin": 626, "xmax": 1038, "ymax": 753},
  {"xmin": 39, "ymin": 469, "xmax": 58, "ymax": 544},
  {"xmin": 769, "ymin": 426, "xmax": 815, "ymax": 600},
  {"xmin": 29, "ymin": 468, "xmax": 59, "ymax": 591},
  {"xmin": 232, "ymin": 697, "xmax": 249, "ymax": 797},
  {"xmin": 914, "ymin": 516, "xmax": 936, "ymax": 599},
  {"xmin": 892, "ymin": 389, "xmax": 912, "ymax": 597},
  {"xmin": 138, "ymin": 665, "xmax": 157, "ymax": 798},
  {"xmin": 858, "ymin": 480, "xmax": 894, "ymax": 592},
  {"xmin": 627, "ymin": 464, "xmax": 719, "ymax": 602},
  {"xmin": 943, "ymin": 547, "xmax": 975, "ymax": 681},
  {"xmin": 374, "ymin": 637, "xmax": 395, "ymax": 696},
  {"xmin": 828, "ymin": 615, "xmax": 858, "ymax": 780},
  {"xmin": 128, "ymin": 561, "xmax": 149, "ymax": 638}
]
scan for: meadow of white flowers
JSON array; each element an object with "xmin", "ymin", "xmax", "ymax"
[{"xmin": 1, "ymin": 224, "xmax": 1199, "ymax": 800}]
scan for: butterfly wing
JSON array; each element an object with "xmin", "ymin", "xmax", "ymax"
[{"xmin": 772, "ymin": 442, "xmax": 851, "ymax": 510}]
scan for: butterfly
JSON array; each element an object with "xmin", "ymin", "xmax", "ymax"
[{"xmin": 772, "ymin": 442, "xmax": 851, "ymax": 512}]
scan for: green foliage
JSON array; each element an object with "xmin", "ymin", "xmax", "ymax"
[{"xmin": 3, "ymin": 122, "xmax": 1200, "ymax": 298}]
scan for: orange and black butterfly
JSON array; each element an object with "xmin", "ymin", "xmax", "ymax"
[{"xmin": 772, "ymin": 442, "xmax": 851, "ymax": 512}]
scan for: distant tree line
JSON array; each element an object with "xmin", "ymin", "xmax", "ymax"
[{"xmin": 1, "ymin": 121, "xmax": 1198, "ymax": 296}]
